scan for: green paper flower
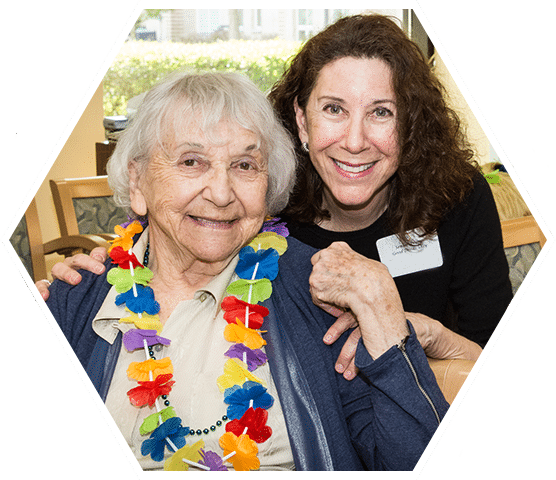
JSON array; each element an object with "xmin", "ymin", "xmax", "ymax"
[
  {"xmin": 227, "ymin": 278, "xmax": 272, "ymax": 303},
  {"xmin": 140, "ymin": 406, "xmax": 177, "ymax": 435},
  {"xmin": 107, "ymin": 265, "xmax": 153, "ymax": 293}
]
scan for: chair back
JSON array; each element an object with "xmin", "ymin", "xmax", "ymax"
[
  {"xmin": 50, "ymin": 176, "xmax": 128, "ymax": 238},
  {"xmin": 501, "ymin": 216, "xmax": 546, "ymax": 294},
  {"xmin": 9, "ymin": 198, "xmax": 47, "ymax": 281},
  {"xmin": 501, "ymin": 215, "xmax": 545, "ymax": 249},
  {"xmin": 428, "ymin": 358, "xmax": 475, "ymax": 404}
]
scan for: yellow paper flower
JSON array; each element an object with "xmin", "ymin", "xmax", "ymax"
[
  {"xmin": 164, "ymin": 440, "xmax": 205, "ymax": 471},
  {"xmin": 217, "ymin": 358, "xmax": 265, "ymax": 392},
  {"xmin": 119, "ymin": 310, "xmax": 163, "ymax": 334},
  {"xmin": 248, "ymin": 232, "xmax": 287, "ymax": 255},
  {"xmin": 224, "ymin": 318, "xmax": 266, "ymax": 350},
  {"xmin": 219, "ymin": 432, "xmax": 260, "ymax": 471},
  {"xmin": 127, "ymin": 357, "xmax": 173, "ymax": 382}
]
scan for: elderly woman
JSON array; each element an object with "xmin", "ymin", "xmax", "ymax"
[
  {"xmin": 40, "ymin": 15, "xmax": 511, "ymax": 374},
  {"xmin": 46, "ymin": 71, "xmax": 448, "ymax": 471}
]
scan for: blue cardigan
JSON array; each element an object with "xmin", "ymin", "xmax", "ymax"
[{"xmin": 47, "ymin": 236, "xmax": 449, "ymax": 471}]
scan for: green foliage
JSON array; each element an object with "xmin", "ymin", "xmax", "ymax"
[{"xmin": 103, "ymin": 39, "xmax": 302, "ymax": 117}]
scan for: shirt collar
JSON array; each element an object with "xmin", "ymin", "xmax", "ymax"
[{"xmin": 92, "ymin": 227, "xmax": 240, "ymax": 344}]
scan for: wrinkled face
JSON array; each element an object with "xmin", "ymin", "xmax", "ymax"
[
  {"xmin": 295, "ymin": 56, "xmax": 400, "ymax": 215},
  {"xmin": 129, "ymin": 120, "xmax": 269, "ymax": 269}
]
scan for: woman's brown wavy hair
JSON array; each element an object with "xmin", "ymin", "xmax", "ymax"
[{"xmin": 269, "ymin": 14, "xmax": 480, "ymax": 244}]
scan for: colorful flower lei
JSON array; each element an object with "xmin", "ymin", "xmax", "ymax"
[{"xmin": 106, "ymin": 217, "xmax": 288, "ymax": 471}]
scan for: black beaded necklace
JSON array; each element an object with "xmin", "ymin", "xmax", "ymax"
[{"xmin": 142, "ymin": 241, "xmax": 229, "ymax": 437}]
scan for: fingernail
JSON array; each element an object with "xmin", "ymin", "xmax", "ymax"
[
  {"xmin": 93, "ymin": 265, "xmax": 105, "ymax": 274},
  {"xmin": 344, "ymin": 370, "xmax": 353, "ymax": 380},
  {"xmin": 323, "ymin": 334, "xmax": 333, "ymax": 344},
  {"xmin": 335, "ymin": 364, "xmax": 345, "ymax": 373}
]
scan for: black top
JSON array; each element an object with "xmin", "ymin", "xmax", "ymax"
[{"xmin": 284, "ymin": 174, "xmax": 513, "ymax": 347}]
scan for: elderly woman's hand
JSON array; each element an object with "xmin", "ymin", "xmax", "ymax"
[
  {"xmin": 35, "ymin": 247, "xmax": 108, "ymax": 301},
  {"xmin": 310, "ymin": 242, "xmax": 409, "ymax": 362}
]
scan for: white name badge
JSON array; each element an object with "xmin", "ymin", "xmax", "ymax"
[{"xmin": 376, "ymin": 231, "xmax": 443, "ymax": 278}]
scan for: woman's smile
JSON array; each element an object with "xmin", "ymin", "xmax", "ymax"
[
  {"xmin": 295, "ymin": 56, "xmax": 399, "ymax": 223},
  {"xmin": 188, "ymin": 215, "xmax": 239, "ymax": 229},
  {"xmin": 129, "ymin": 122, "xmax": 268, "ymax": 269},
  {"xmin": 332, "ymin": 158, "xmax": 378, "ymax": 177}
]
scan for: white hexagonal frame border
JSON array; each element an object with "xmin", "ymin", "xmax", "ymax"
[{"xmin": 1, "ymin": 0, "xmax": 555, "ymax": 479}]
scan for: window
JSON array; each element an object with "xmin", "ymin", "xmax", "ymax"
[
  {"xmin": 332, "ymin": 10, "xmax": 346, "ymax": 23},
  {"xmin": 297, "ymin": 9, "xmax": 313, "ymax": 41},
  {"xmin": 298, "ymin": 9, "xmax": 312, "ymax": 25}
]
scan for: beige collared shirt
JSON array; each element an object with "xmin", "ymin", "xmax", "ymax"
[{"xmin": 93, "ymin": 229, "xmax": 294, "ymax": 471}]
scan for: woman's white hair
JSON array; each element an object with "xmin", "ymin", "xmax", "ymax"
[{"xmin": 107, "ymin": 70, "xmax": 297, "ymax": 216}]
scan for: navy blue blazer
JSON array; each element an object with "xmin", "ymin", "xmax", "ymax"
[{"xmin": 47, "ymin": 236, "xmax": 449, "ymax": 470}]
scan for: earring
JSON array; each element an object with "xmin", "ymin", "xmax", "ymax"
[{"xmin": 301, "ymin": 142, "xmax": 309, "ymax": 153}]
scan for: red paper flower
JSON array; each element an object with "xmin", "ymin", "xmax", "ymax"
[
  {"xmin": 109, "ymin": 245, "xmax": 143, "ymax": 269},
  {"xmin": 127, "ymin": 373, "xmax": 175, "ymax": 407},
  {"xmin": 226, "ymin": 407, "xmax": 272, "ymax": 443},
  {"xmin": 221, "ymin": 296, "xmax": 268, "ymax": 329}
]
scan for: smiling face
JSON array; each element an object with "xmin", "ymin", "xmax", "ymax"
[
  {"xmin": 129, "ymin": 119, "xmax": 269, "ymax": 273},
  {"xmin": 295, "ymin": 56, "xmax": 400, "ymax": 228}
]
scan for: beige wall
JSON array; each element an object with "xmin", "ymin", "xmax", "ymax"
[
  {"xmin": 433, "ymin": 54, "xmax": 490, "ymax": 165},
  {"xmin": 36, "ymin": 82, "xmax": 105, "ymax": 273}
]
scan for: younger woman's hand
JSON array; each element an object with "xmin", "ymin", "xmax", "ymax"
[
  {"xmin": 35, "ymin": 247, "xmax": 108, "ymax": 301},
  {"xmin": 323, "ymin": 311, "xmax": 360, "ymax": 380},
  {"xmin": 405, "ymin": 312, "xmax": 482, "ymax": 361}
]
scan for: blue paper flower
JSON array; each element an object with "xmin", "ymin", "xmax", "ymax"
[
  {"xmin": 236, "ymin": 246, "xmax": 280, "ymax": 281},
  {"xmin": 223, "ymin": 381, "xmax": 274, "ymax": 420},
  {"xmin": 115, "ymin": 284, "xmax": 160, "ymax": 315},
  {"xmin": 140, "ymin": 417, "xmax": 189, "ymax": 462}
]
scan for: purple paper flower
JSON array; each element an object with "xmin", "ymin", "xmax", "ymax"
[
  {"xmin": 120, "ymin": 216, "xmax": 148, "ymax": 229},
  {"xmin": 140, "ymin": 417, "xmax": 189, "ymax": 462},
  {"xmin": 225, "ymin": 344, "xmax": 267, "ymax": 371},
  {"xmin": 236, "ymin": 246, "xmax": 280, "ymax": 281},
  {"xmin": 261, "ymin": 217, "xmax": 289, "ymax": 237},
  {"xmin": 123, "ymin": 329, "xmax": 171, "ymax": 351},
  {"xmin": 115, "ymin": 284, "xmax": 160, "ymax": 315},
  {"xmin": 199, "ymin": 450, "xmax": 227, "ymax": 471},
  {"xmin": 224, "ymin": 381, "xmax": 274, "ymax": 420}
]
